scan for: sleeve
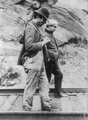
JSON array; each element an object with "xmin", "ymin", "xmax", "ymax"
[{"xmin": 24, "ymin": 26, "xmax": 42, "ymax": 52}]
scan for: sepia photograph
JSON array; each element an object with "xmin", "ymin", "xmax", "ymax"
[{"xmin": 0, "ymin": 0, "xmax": 88, "ymax": 120}]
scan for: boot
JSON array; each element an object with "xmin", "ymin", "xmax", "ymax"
[{"xmin": 54, "ymin": 91, "xmax": 63, "ymax": 98}]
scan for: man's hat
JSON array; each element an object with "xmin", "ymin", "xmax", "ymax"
[{"xmin": 34, "ymin": 7, "xmax": 49, "ymax": 20}]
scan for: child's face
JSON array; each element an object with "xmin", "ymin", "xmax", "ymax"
[{"xmin": 46, "ymin": 24, "xmax": 57, "ymax": 32}]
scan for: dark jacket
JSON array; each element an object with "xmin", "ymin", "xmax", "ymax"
[
  {"xmin": 43, "ymin": 32, "xmax": 59, "ymax": 62},
  {"xmin": 43, "ymin": 33, "xmax": 59, "ymax": 81},
  {"xmin": 17, "ymin": 21, "xmax": 42, "ymax": 65},
  {"xmin": 46, "ymin": 35, "xmax": 59, "ymax": 61}
]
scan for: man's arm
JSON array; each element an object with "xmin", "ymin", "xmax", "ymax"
[
  {"xmin": 24, "ymin": 26, "xmax": 43, "ymax": 52},
  {"xmin": 25, "ymin": 26, "xmax": 51, "ymax": 52}
]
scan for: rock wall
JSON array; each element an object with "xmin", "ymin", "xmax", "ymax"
[
  {"xmin": 58, "ymin": 0, "xmax": 88, "ymax": 10},
  {"xmin": 0, "ymin": 0, "xmax": 88, "ymax": 88}
]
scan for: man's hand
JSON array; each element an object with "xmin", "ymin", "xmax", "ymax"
[{"xmin": 42, "ymin": 37, "xmax": 51, "ymax": 46}]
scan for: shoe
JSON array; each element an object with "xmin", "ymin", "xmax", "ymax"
[
  {"xmin": 54, "ymin": 92, "xmax": 68, "ymax": 98},
  {"xmin": 23, "ymin": 105, "xmax": 32, "ymax": 111},
  {"xmin": 42, "ymin": 106, "xmax": 52, "ymax": 111},
  {"xmin": 54, "ymin": 92, "xmax": 63, "ymax": 98}
]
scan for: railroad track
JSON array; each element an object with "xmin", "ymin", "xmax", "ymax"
[{"xmin": 0, "ymin": 87, "xmax": 88, "ymax": 120}]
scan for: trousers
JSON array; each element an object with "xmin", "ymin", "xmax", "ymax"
[
  {"xmin": 22, "ymin": 51, "xmax": 50, "ymax": 110},
  {"xmin": 45, "ymin": 59, "xmax": 63, "ymax": 93}
]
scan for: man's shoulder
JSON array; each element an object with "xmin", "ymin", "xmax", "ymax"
[
  {"xmin": 26, "ymin": 21, "xmax": 32, "ymax": 28},
  {"xmin": 27, "ymin": 21, "xmax": 38, "ymax": 30},
  {"xmin": 26, "ymin": 22, "xmax": 35, "ymax": 32}
]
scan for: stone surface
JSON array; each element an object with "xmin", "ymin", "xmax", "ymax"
[
  {"xmin": 0, "ymin": 64, "xmax": 26, "ymax": 87},
  {"xmin": 0, "ymin": 0, "xmax": 88, "ymax": 88}
]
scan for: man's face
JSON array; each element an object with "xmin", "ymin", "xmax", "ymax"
[
  {"xmin": 37, "ymin": 17, "xmax": 46, "ymax": 27},
  {"xmin": 31, "ymin": 0, "xmax": 40, "ymax": 10}
]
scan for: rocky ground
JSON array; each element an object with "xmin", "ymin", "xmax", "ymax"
[{"xmin": 0, "ymin": 0, "xmax": 88, "ymax": 88}]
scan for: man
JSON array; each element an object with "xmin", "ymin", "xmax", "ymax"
[
  {"xmin": 43, "ymin": 19, "xmax": 63, "ymax": 98},
  {"xmin": 18, "ymin": 7, "xmax": 51, "ymax": 111}
]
